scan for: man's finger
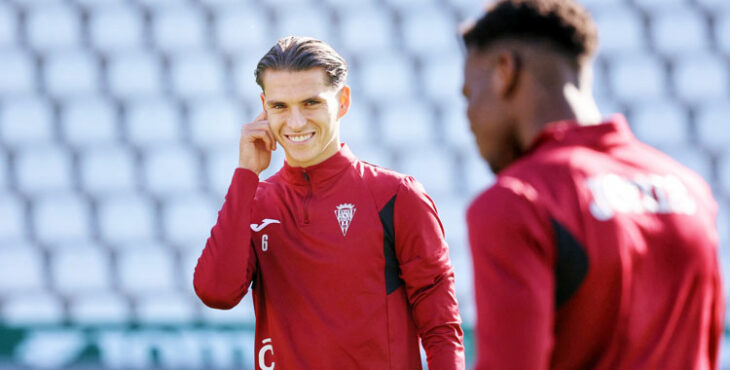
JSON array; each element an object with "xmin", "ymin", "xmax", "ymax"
[{"xmin": 246, "ymin": 128, "xmax": 274, "ymax": 150}]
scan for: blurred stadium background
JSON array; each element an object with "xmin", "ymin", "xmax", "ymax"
[{"xmin": 0, "ymin": 0, "xmax": 727, "ymax": 368}]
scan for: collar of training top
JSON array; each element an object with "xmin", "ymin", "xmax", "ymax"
[
  {"xmin": 526, "ymin": 114, "xmax": 635, "ymax": 154},
  {"xmin": 280, "ymin": 143, "xmax": 356, "ymax": 187}
]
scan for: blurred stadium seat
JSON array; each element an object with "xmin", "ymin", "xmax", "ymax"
[
  {"xmin": 337, "ymin": 5, "xmax": 397, "ymax": 57},
  {"xmin": 107, "ymin": 51, "xmax": 165, "ymax": 99},
  {"xmin": 609, "ymin": 52, "xmax": 668, "ymax": 102},
  {"xmin": 276, "ymin": 5, "xmax": 334, "ymax": 43},
  {"xmin": 0, "ymin": 49, "xmax": 36, "ymax": 97},
  {"xmin": 379, "ymin": 99, "xmax": 437, "ymax": 148},
  {"xmin": 0, "ymin": 0, "xmax": 728, "ymax": 368},
  {"xmin": 88, "ymin": 3, "xmax": 145, "ymax": 54},
  {"xmin": 2, "ymin": 292, "xmax": 65, "ymax": 325},
  {"xmin": 649, "ymin": 5, "xmax": 710, "ymax": 56},
  {"xmin": 213, "ymin": 5, "xmax": 272, "ymax": 55},
  {"xmin": 15, "ymin": 145, "xmax": 74, "ymax": 195},
  {"xmin": 79, "ymin": 146, "xmax": 137, "ymax": 196},
  {"xmin": 32, "ymin": 193, "xmax": 93, "ymax": 244},
  {"xmin": 1, "ymin": 97, "xmax": 54, "ymax": 147},
  {"xmin": 188, "ymin": 97, "xmax": 244, "ymax": 149},
  {"xmin": 358, "ymin": 53, "xmax": 418, "ymax": 103},
  {"xmin": 594, "ymin": 6, "xmax": 645, "ymax": 55},
  {"xmin": 50, "ymin": 242, "xmax": 113, "ymax": 296},
  {"xmin": 400, "ymin": 5, "xmax": 459, "ymax": 57},
  {"xmin": 68, "ymin": 292, "xmax": 132, "ymax": 325},
  {"xmin": 151, "ymin": 5, "xmax": 207, "ymax": 53},
  {"xmin": 0, "ymin": 195, "xmax": 26, "ymax": 242},
  {"xmin": 98, "ymin": 194, "xmax": 157, "ymax": 244},
  {"xmin": 696, "ymin": 103, "xmax": 730, "ymax": 152},
  {"xmin": 117, "ymin": 243, "xmax": 177, "ymax": 298},
  {"xmin": 142, "ymin": 145, "xmax": 201, "ymax": 197},
  {"xmin": 25, "ymin": 4, "xmax": 81, "ymax": 52},
  {"xmin": 125, "ymin": 98, "xmax": 183, "ymax": 147},
  {"xmin": 170, "ymin": 53, "xmax": 227, "ymax": 100},
  {"xmin": 0, "ymin": 3, "xmax": 19, "ymax": 47},
  {"xmin": 671, "ymin": 53, "xmax": 729, "ymax": 103},
  {"xmin": 630, "ymin": 100, "xmax": 689, "ymax": 148},
  {"xmin": 61, "ymin": 97, "xmax": 119, "ymax": 147},
  {"xmin": 0, "ymin": 244, "xmax": 45, "ymax": 295},
  {"xmin": 43, "ymin": 49, "xmax": 101, "ymax": 98}
]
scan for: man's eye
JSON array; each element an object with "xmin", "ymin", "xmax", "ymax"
[
  {"xmin": 272, "ymin": 104, "xmax": 285, "ymax": 109},
  {"xmin": 305, "ymin": 100, "xmax": 320, "ymax": 106}
]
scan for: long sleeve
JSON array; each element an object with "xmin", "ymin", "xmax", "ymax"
[
  {"xmin": 466, "ymin": 180, "xmax": 555, "ymax": 370},
  {"xmin": 193, "ymin": 168, "xmax": 260, "ymax": 309},
  {"xmin": 393, "ymin": 176, "xmax": 466, "ymax": 369}
]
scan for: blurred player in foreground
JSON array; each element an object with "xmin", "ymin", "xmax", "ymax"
[
  {"xmin": 460, "ymin": 0, "xmax": 724, "ymax": 368},
  {"xmin": 193, "ymin": 36, "xmax": 465, "ymax": 369}
]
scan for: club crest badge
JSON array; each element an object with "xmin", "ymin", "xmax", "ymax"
[{"xmin": 334, "ymin": 203, "xmax": 356, "ymax": 236}]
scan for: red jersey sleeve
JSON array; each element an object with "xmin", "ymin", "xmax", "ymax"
[
  {"xmin": 393, "ymin": 176, "xmax": 466, "ymax": 369},
  {"xmin": 466, "ymin": 178, "xmax": 555, "ymax": 370},
  {"xmin": 193, "ymin": 168, "xmax": 259, "ymax": 309}
]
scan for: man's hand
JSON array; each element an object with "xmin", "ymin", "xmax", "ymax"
[{"xmin": 239, "ymin": 111, "xmax": 276, "ymax": 175}]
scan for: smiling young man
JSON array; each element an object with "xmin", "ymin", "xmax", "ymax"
[
  {"xmin": 193, "ymin": 36, "xmax": 465, "ymax": 369},
  {"xmin": 461, "ymin": 1, "xmax": 724, "ymax": 369}
]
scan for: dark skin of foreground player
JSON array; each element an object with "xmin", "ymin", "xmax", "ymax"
[{"xmin": 463, "ymin": 39, "xmax": 602, "ymax": 173}]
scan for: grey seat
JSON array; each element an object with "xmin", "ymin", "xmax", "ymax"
[
  {"xmin": 98, "ymin": 194, "xmax": 157, "ymax": 244},
  {"xmin": 32, "ymin": 193, "xmax": 92, "ymax": 244},
  {"xmin": 0, "ymin": 97, "xmax": 53, "ymax": 148},
  {"xmin": 49, "ymin": 243, "xmax": 113, "ymax": 297},
  {"xmin": 696, "ymin": 103, "xmax": 730, "ymax": 152},
  {"xmin": 25, "ymin": 4, "xmax": 81, "ymax": 52},
  {"xmin": 60, "ymin": 96, "xmax": 119, "ymax": 148},
  {"xmin": 15, "ymin": 145, "xmax": 74, "ymax": 195},
  {"xmin": 79, "ymin": 146, "xmax": 136, "ymax": 196},
  {"xmin": 43, "ymin": 48, "xmax": 100, "ymax": 98},
  {"xmin": 0, "ymin": 49, "xmax": 36, "ymax": 97},
  {"xmin": 672, "ymin": 53, "xmax": 729, "ymax": 103},
  {"xmin": 88, "ymin": 3, "xmax": 144, "ymax": 54}
]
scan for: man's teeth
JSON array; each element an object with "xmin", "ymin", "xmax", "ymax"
[{"xmin": 289, "ymin": 133, "xmax": 313, "ymax": 142}]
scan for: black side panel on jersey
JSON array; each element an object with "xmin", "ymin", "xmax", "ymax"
[
  {"xmin": 380, "ymin": 195, "xmax": 404, "ymax": 295},
  {"xmin": 551, "ymin": 219, "xmax": 589, "ymax": 306}
]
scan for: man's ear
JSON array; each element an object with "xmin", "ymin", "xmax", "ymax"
[
  {"xmin": 493, "ymin": 51, "xmax": 521, "ymax": 99},
  {"xmin": 336, "ymin": 85, "xmax": 351, "ymax": 119},
  {"xmin": 260, "ymin": 92, "xmax": 266, "ymax": 111}
]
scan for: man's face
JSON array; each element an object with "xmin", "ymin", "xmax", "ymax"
[
  {"xmin": 462, "ymin": 49, "xmax": 519, "ymax": 174},
  {"xmin": 261, "ymin": 68, "xmax": 349, "ymax": 168}
]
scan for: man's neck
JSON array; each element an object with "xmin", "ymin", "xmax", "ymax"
[{"xmin": 518, "ymin": 82, "xmax": 602, "ymax": 149}]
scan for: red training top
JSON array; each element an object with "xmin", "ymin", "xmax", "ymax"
[
  {"xmin": 195, "ymin": 145, "xmax": 465, "ymax": 369},
  {"xmin": 467, "ymin": 115, "xmax": 724, "ymax": 370}
]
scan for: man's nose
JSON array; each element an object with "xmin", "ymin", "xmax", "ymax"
[{"xmin": 287, "ymin": 108, "xmax": 306, "ymax": 130}]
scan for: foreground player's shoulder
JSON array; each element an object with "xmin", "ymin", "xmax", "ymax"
[
  {"xmin": 468, "ymin": 174, "xmax": 544, "ymax": 228},
  {"xmin": 356, "ymin": 159, "xmax": 410, "ymax": 190}
]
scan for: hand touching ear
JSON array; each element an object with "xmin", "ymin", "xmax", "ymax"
[{"xmin": 239, "ymin": 111, "xmax": 277, "ymax": 175}]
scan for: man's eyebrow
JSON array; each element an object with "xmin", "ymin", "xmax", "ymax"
[
  {"xmin": 266, "ymin": 100, "xmax": 286, "ymax": 106},
  {"xmin": 301, "ymin": 96, "xmax": 323, "ymax": 103}
]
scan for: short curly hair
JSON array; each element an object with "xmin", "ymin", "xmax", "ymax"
[
  {"xmin": 255, "ymin": 36, "xmax": 348, "ymax": 90},
  {"xmin": 462, "ymin": 0, "xmax": 598, "ymax": 62}
]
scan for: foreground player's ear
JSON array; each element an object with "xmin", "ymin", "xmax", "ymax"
[
  {"xmin": 494, "ymin": 51, "xmax": 521, "ymax": 99},
  {"xmin": 336, "ymin": 85, "xmax": 351, "ymax": 119},
  {"xmin": 260, "ymin": 92, "xmax": 267, "ymax": 112}
]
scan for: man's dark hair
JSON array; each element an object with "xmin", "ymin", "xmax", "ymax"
[
  {"xmin": 255, "ymin": 36, "xmax": 348, "ymax": 90},
  {"xmin": 462, "ymin": 0, "xmax": 598, "ymax": 62}
]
